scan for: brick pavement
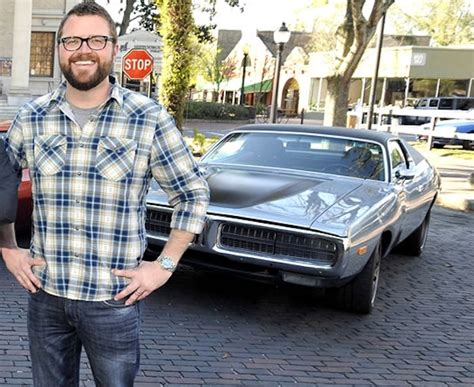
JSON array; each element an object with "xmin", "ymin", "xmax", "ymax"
[{"xmin": 1, "ymin": 206, "xmax": 473, "ymax": 386}]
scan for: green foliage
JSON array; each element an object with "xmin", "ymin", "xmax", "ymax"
[
  {"xmin": 197, "ymin": 44, "xmax": 237, "ymax": 99},
  {"xmin": 391, "ymin": 0, "xmax": 473, "ymax": 46},
  {"xmin": 185, "ymin": 101, "xmax": 252, "ymax": 120},
  {"xmin": 184, "ymin": 129, "xmax": 219, "ymax": 156},
  {"xmin": 115, "ymin": 0, "xmax": 243, "ymax": 43},
  {"xmin": 158, "ymin": 0, "xmax": 194, "ymax": 130}
]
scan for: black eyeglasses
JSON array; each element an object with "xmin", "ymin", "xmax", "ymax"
[{"xmin": 58, "ymin": 35, "xmax": 116, "ymax": 51}]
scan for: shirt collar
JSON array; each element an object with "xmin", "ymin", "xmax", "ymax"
[{"xmin": 48, "ymin": 75, "xmax": 124, "ymax": 110}]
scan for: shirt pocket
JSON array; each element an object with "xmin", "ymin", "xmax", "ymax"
[
  {"xmin": 34, "ymin": 135, "xmax": 68, "ymax": 176},
  {"xmin": 96, "ymin": 137, "xmax": 137, "ymax": 182}
]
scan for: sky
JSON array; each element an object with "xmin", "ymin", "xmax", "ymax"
[
  {"xmin": 96, "ymin": 0, "xmax": 417, "ymax": 35},
  {"xmin": 96, "ymin": 0, "xmax": 315, "ymax": 34}
]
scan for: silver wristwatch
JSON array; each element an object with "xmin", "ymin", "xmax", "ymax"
[{"xmin": 155, "ymin": 255, "xmax": 177, "ymax": 273}]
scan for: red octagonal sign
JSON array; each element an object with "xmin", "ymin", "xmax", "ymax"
[{"xmin": 122, "ymin": 49, "xmax": 154, "ymax": 80}]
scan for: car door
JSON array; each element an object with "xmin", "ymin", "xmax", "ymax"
[{"xmin": 388, "ymin": 139, "xmax": 423, "ymax": 241}]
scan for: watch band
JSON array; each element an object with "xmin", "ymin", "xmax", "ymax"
[{"xmin": 155, "ymin": 255, "xmax": 177, "ymax": 273}]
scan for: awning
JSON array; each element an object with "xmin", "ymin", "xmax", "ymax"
[{"xmin": 243, "ymin": 79, "xmax": 272, "ymax": 94}]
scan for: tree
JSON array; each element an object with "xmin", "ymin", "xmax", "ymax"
[
  {"xmin": 104, "ymin": 0, "xmax": 242, "ymax": 40},
  {"xmin": 391, "ymin": 0, "xmax": 473, "ymax": 46},
  {"xmin": 100, "ymin": 0, "xmax": 243, "ymax": 129},
  {"xmin": 304, "ymin": 0, "xmax": 345, "ymax": 52},
  {"xmin": 198, "ymin": 44, "xmax": 237, "ymax": 102},
  {"xmin": 157, "ymin": 0, "xmax": 194, "ymax": 130},
  {"xmin": 322, "ymin": 0, "xmax": 395, "ymax": 127},
  {"xmin": 101, "ymin": 0, "xmax": 159, "ymax": 35},
  {"xmin": 253, "ymin": 54, "xmax": 273, "ymax": 111}
]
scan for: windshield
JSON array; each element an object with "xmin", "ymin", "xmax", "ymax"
[{"xmin": 202, "ymin": 132, "xmax": 386, "ymax": 181}]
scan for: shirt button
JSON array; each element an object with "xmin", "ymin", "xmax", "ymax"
[
  {"xmin": 74, "ymin": 227, "xmax": 80, "ymax": 231},
  {"xmin": 77, "ymin": 172, "xmax": 82, "ymax": 176},
  {"xmin": 79, "ymin": 144, "xmax": 85, "ymax": 148},
  {"xmin": 75, "ymin": 199, "xmax": 80, "ymax": 204}
]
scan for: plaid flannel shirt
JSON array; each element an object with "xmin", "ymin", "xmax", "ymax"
[{"xmin": 5, "ymin": 78, "xmax": 209, "ymax": 301}]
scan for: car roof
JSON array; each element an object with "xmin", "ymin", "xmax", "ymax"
[{"xmin": 232, "ymin": 124, "xmax": 397, "ymax": 143}]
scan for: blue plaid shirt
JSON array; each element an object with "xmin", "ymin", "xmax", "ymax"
[{"xmin": 6, "ymin": 78, "xmax": 209, "ymax": 301}]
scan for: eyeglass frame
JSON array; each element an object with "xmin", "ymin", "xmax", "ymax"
[{"xmin": 57, "ymin": 35, "xmax": 116, "ymax": 51}]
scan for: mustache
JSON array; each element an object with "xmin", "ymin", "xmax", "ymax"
[{"xmin": 69, "ymin": 53, "xmax": 98, "ymax": 63}]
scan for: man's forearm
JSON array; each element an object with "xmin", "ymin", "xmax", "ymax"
[
  {"xmin": 159, "ymin": 229, "xmax": 195, "ymax": 263},
  {"xmin": 0, "ymin": 223, "xmax": 18, "ymax": 249}
]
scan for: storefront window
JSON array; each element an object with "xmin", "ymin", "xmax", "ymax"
[
  {"xmin": 30, "ymin": 32, "xmax": 55, "ymax": 77},
  {"xmin": 411, "ymin": 79, "xmax": 438, "ymax": 98},
  {"xmin": 439, "ymin": 79, "xmax": 469, "ymax": 97}
]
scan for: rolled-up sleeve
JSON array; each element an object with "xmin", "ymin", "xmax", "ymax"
[
  {"xmin": 150, "ymin": 109, "xmax": 210, "ymax": 234},
  {"xmin": 0, "ymin": 138, "xmax": 21, "ymax": 224}
]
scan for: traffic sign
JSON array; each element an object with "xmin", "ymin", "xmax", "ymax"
[{"xmin": 122, "ymin": 49, "xmax": 154, "ymax": 80}]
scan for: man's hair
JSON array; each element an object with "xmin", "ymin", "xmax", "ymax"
[{"xmin": 57, "ymin": 1, "xmax": 118, "ymax": 42}]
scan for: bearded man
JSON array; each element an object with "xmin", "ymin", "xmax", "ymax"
[{"xmin": 2, "ymin": 3, "xmax": 209, "ymax": 386}]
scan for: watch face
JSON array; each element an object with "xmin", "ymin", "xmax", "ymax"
[{"xmin": 159, "ymin": 256, "xmax": 175, "ymax": 271}]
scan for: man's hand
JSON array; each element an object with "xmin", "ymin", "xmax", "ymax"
[
  {"xmin": 112, "ymin": 261, "xmax": 173, "ymax": 305},
  {"xmin": 1, "ymin": 247, "xmax": 46, "ymax": 292}
]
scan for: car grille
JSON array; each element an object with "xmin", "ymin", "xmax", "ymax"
[
  {"xmin": 146, "ymin": 209, "xmax": 172, "ymax": 236},
  {"xmin": 220, "ymin": 223, "xmax": 337, "ymax": 266}
]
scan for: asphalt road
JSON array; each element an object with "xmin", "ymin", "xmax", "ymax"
[{"xmin": 1, "ymin": 205, "xmax": 473, "ymax": 386}]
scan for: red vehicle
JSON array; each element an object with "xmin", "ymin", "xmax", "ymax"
[{"xmin": 0, "ymin": 121, "xmax": 32, "ymax": 229}]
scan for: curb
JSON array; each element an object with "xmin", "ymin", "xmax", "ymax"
[{"xmin": 436, "ymin": 195, "xmax": 474, "ymax": 212}]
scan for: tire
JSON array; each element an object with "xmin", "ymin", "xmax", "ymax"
[
  {"xmin": 462, "ymin": 140, "xmax": 473, "ymax": 151},
  {"xmin": 398, "ymin": 210, "xmax": 431, "ymax": 256},
  {"xmin": 332, "ymin": 242, "xmax": 381, "ymax": 314}
]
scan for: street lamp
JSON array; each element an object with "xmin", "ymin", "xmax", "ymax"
[
  {"xmin": 270, "ymin": 22, "xmax": 291, "ymax": 123},
  {"xmin": 240, "ymin": 44, "xmax": 250, "ymax": 105},
  {"xmin": 367, "ymin": 11, "xmax": 386, "ymax": 130}
]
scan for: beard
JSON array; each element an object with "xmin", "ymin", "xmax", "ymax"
[{"xmin": 60, "ymin": 53, "xmax": 113, "ymax": 91}]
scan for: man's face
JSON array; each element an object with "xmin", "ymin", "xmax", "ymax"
[{"xmin": 58, "ymin": 15, "xmax": 118, "ymax": 91}]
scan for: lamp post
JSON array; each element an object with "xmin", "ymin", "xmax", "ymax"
[
  {"xmin": 270, "ymin": 22, "xmax": 291, "ymax": 123},
  {"xmin": 367, "ymin": 11, "xmax": 386, "ymax": 130},
  {"xmin": 240, "ymin": 44, "xmax": 250, "ymax": 105}
]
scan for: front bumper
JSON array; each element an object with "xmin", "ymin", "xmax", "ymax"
[{"xmin": 146, "ymin": 204, "xmax": 370, "ymax": 288}]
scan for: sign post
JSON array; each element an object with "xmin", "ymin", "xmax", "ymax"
[{"xmin": 122, "ymin": 49, "xmax": 154, "ymax": 96}]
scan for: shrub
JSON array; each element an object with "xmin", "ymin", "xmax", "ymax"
[{"xmin": 184, "ymin": 101, "xmax": 253, "ymax": 120}]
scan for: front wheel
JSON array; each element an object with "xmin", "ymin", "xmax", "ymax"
[
  {"xmin": 462, "ymin": 140, "xmax": 473, "ymax": 150},
  {"xmin": 331, "ymin": 242, "xmax": 382, "ymax": 314},
  {"xmin": 398, "ymin": 210, "xmax": 431, "ymax": 256}
]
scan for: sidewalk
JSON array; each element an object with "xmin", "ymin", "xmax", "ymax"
[
  {"xmin": 418, "ymin": 149, "xmax": 474, "ymax": 212},
  {"xmin": 184, "ymin": 119, "xmax": 474, "ymax": 212}
]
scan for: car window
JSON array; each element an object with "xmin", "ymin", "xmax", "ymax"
[
  {"xmin": 439, "ymin": 98, "xmax": 453, "ymax": 109},
  {"xmin": 417, "ymin": 99, "xmax": 428, "ymax": 108},
  {"xmin": 203, "ymin": 132, "xmax": 386, "ymax": 181},
  {"xmin": 428, "ymin": 99, "xmax": 438, "ymax": 107},
  {"xmin": 456, "ymin": 98, "xmax": 474, "ymax": 110},
  {"xmin": 388, "ymin": 140, "xmax": 408, "ymax": 177}
]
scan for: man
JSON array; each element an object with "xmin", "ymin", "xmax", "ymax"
[
  {"xmin": 3, "ymin": 3, "xmax": 209, "ymax": 386},
  {"xmin": 0, "ymin": 138, "xmax": 21, "ymax": 248}
]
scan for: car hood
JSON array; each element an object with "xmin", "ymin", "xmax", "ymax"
[{"xmin": 147, "ymin": 165, "xmax": 389, "ymax": 236}]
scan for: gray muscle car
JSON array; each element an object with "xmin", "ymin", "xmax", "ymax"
[{"xmin": 145, "ymin": 125, "xmax": 440, "ymax": 313}]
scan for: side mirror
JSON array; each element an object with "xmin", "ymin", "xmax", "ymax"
[{"xmin": 395, "ymin": 165, "xmax": 415, "ymax": 181}]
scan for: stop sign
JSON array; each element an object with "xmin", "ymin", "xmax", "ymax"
[{"xmin": 122, "ymin": 49, "xmax": 154, "ymax": 80}]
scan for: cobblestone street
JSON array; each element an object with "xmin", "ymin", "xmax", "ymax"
[{"xmin": 1, "ymin": 205, "xmax": 473, "ymax": 386}]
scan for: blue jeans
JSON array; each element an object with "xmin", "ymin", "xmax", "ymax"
[{"xmin": 27, "ymin": 290, "xmax": 141, "ymax": 387}]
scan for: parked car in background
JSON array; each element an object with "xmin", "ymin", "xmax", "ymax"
[
  {"xmin": 146, "ymin": 125, "xmax": 440, "ymax": 314},
  {"xmin": 0, "ymin": 121, "xmax": 32, "ymax": 229},
  {"xmin": 399, "ymin": 96, "xmax": 474, "ymax": 125},
  {"xmin": 419, "ymin": 119, "xmax": 474, "ymax": 149}
]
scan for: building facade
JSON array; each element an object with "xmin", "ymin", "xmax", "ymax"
[
  {"xmin": 211, "ymin": 29, "xmax": 474, "ymax": 115},
  {"xmin": 0, "ymin": 0, "xmax": 80, "ymax": 105}
]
